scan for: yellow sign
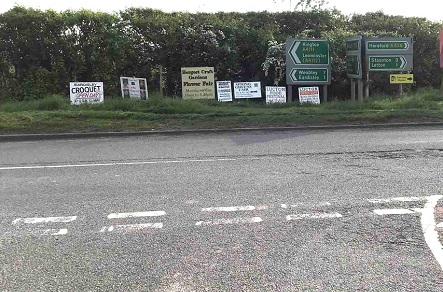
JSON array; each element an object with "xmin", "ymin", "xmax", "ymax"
[
  {"xmin": 390, "ymin": 74, "xmax": 414, "ymax": 84},
  {"xmin": 181, "ymin": 67, "xmax": 215, "ymax": 100}
]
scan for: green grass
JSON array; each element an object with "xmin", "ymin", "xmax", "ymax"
[{"xmin": 0, "ymin": 89, "xmax": 443, "ymax": 134}]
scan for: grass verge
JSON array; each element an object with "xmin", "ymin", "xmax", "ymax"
[{"xmin": 0, "ymin": 89, "xmax": 443, "ymax": 134}]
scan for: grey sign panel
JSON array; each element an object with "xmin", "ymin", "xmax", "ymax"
[
  {"xmin": 286, "ymin": 38, "xmax": 331, "ymax": 85},
  {"xmin": 346, "ymin": 35, "xmax": 363, "ymax": 79}
]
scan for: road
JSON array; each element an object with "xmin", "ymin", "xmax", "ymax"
[{"xmin": 1, "ymin": 127, "xmax": 443, "ymax": 291}]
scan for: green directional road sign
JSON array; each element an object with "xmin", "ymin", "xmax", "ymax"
[
  {"xmin": 289, "ymin": 68, "xmax": 329, "ymax": 83},
  {"xmin": 367, "ymin": 41, "xmax": 409, "ymax": 50},
  {"xmin": 288, "ymin": 40, "xmax": 329, "ymax": 65},
  {"xmin": 365, "ymin": 37, "xmax": 413, "ymax": 55},
  {"xmin": 368, "ymin": 55, "xmax": 413, "ymax": 71}
]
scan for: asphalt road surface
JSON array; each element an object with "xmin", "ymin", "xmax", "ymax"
[{"xmin": 1, "ymin": 127, "xmax": 443, "ymax": 291}]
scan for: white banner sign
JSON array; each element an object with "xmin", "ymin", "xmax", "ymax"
[
  {"xmin": 233, "ymin": 82, "xmax": 262, "ymax": 99},
  {"xmin": 266, "ymin": 86, "xmax": 287, "ymax": 104},
  {"xmin": 216, "ymin": 81, "xmax": 233, "ymax": 102},
  {"xmin": 298, "ymin": 86, "xmax": 320, "ymax": 105},
  {"xmin": 69, "ymin": 82, "xmax": 104, "ymax": 105},
  {"xmin": 120, "ymin": 77, "xmax": 148, "ymax": 100}
]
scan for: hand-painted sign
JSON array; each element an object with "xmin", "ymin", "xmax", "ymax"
[
  {"xmin": 266, "ymin": 86, "xmax": 286, "ymax": 104},
  {"xmin": 181, "ymin": 67, "xmax": 215, "ymax": 100},
  {"xmin": 69, "ymin": 82, "xmax": 104, "ymax": 105}
]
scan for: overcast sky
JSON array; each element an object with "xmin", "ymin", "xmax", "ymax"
[{"xmin": 1, "ymin": 0, "xmax": 442, "ymax": 22}]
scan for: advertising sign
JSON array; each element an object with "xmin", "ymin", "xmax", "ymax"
[
  {"xmin": 298, "ymin": 87, "xmax": 320, "ymax": 105},
  {"xmin": 181, "ymin": 67, "xmax": 215, "ymax": 100},
  {"xmin": 216, "ymin": 81, "xmax": 233, "ymax": 102},
  {"xmin": 120, "ymin": 77, "xmax": 148, "ymax": 100},
  {"xmin": 233, "ymin": 82, "xmax": 262, "ymax": 99},
  {"xmin": 266, "ymin": 86, "xmax": 286, "ymax": 104},
  {"xmin": 69, "ymin": 82, "xmax": 104, "ymax": 105}
]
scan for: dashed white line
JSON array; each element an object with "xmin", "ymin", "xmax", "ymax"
[
  {"xmin": 0, "ymin": 158, "xmax": 238, "ymax": 171},
  {"xmin": 201, "ymin": 206, "xmax": 256, "ymax": 212},
  {"xmin": 41, "ymin": 229, "xmax": 68, "ymax": 236},
  {"xmin": 368, "ymin": 196, "xmax": 427, "ymax": 204},
  {"xmin": 102, "ymin": 223, "xmax": 163, "ymax": 232},
  {"xmin": 421, "ymin": 195, "xmax": 443, "ymax": 271},
  {"xmin": 281, "ymin": 202, "xmax": 331, "ymax": 209},
  {"xmin": 373, "ymin": 209, "xmax": 415, "ymax": 215},
  {"xmin": 108, "ymin": 211, "xmax": 166, "ymax": 219},
  {"xmin": 12, "ymin": 216, "xmax": 77, "ymax": 224},
  {"xmin": 195, "ymin": 217, "xmax": 263, "ymax": 226},
  {"xmin": 286, "ymin": 212, "xmax": 342, "ymax": 221}
]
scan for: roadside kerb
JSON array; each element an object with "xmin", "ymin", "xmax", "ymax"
[{"xmin": 1, "ymin": 122, "xmax": 443, "ymax": 142}]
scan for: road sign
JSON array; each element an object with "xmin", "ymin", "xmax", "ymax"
[
  {"xmin": 368, "ymin": 55, "xmax": 413, "ymax": 71},
  {"xmin": 390, "ymin": 74, "xmax": 414, "ymax": 84},
  {"xmin": 346, "ymin": 35, "xmax": 363, "ymax": 79},
  {"xmin": 289, "ymin": 68, "xmax": 329, "ymax": 83},
  {"xmin": 366, "ymin": 37, "xmax": 413, "ymax": 55},
  {"xmin": 288, "ymin": 40, "xmax": 329, "ymax": 65},
  {"xmin": 286, "ymin": 38, "xmax": 331, "ymax": 85}
]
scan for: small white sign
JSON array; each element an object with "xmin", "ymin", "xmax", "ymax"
[
  {"xmin": 266, "ymin": 86, "xmax": 287, "ymax": 104},
  {"xmin": 298, "ymin": 86, "xmax": 320, "ymax": 105},
  {"xmin": 216, "ymin": 81, "xmax": 233, "ymax": 102},
  {"xmin": 233, "ymin": 82, "xmax": 262, "ymax": 99},
  {"xmin": 120, "ymin": 77, "xmax": 148, "ymax": 100},
  {"xmin": 69, "ymin": 82, "xmax": 104, "ymax": 105}
]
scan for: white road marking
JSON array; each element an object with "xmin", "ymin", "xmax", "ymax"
[
  {"xmin": 281, "ymin": 202, "xmax": 331, "ymax": 209},
  {"xmin": 421, "ymin": 195, "xmax": 443, "ymax": 271},
  {"xmin": 103, "ymin": 223, "xmax": 163, "ymax": 232},
  {"xmin": 108, "ymin": 211, "xmax": 166, "ymax": 219},
  {"xmin": 373, "ymin": 209, "xmax": 415, "ymax": 215},
  {"xmin": 286, "ymin": 212, "xmax": 342, "ymax": 221},
  {"xmin": 0, "ymin": 158, "xmax": 238, "ymax": 171},
  {"xmin": 12, "ymin": 216, "xmax": 77, "ymax": 224},
  {"xmin": 41, "ymin": 229, "xmax": 68, "ymax": 236},
  {"xmin": 195, "ymin": 217, "xmax": 263, "ymax": 226},
  {"xmin": 201, "ymin": 206, "xmax": 256, "ymax": 212},
  {"xmin": 368, "ymin": 196, "xmax": 427, "ymax": 204}
]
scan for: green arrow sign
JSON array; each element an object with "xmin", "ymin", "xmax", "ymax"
[
  {"xmin": 290, "ymin": 68, "xmax": 328, "ymax": 82},
  {"xmin": 369, "ymin": 56, "xmax": 407, "ymax": 70},
  {"xmin": 367, "ymin": 41, "xmax": 409, "ymax": 50},
  {"xmin": 289, "ymin": 40, "xmax": 329, "ymax": 65}
]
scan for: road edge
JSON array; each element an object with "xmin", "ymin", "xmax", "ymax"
[{"xmin": 1, "ymin": 122, "xmax": 443, "ymax": 142}]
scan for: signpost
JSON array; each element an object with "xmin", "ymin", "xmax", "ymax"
[
  {"xmin": 365, "ymin": 37, "xmax": 414, "ymax": 97},
  {"xmin": 365, "ymin": 37, "xmax": 413, "ymax": 72},
  {"xmin": 286, "ymin": 38, "xmax": 331, "ymax": 103}
]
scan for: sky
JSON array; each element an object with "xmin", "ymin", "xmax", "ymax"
[{"xmin": 0, "ymin": 0, "xmax": 442, "ymax": 22}]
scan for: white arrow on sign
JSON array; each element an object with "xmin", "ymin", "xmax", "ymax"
[
  {"xmin": 400, "ymin": 56, "xmax": 406, "ymax": 69},
  {"xmin": 290, "ymin": 69, "xmax": 298, "ymax": 81},
  {"xmin": 290, "ymin": 41, "xmax": 302, "ymax": 64}
]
